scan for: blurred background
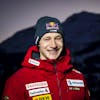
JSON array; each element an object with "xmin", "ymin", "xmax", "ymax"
[
  {"xmin": 0, "ymin": 0, "xmax": 100, "ymax": 100},
  {"xmin": 0, "ymin": 0, "xmax": 100, "ymax": 43}
]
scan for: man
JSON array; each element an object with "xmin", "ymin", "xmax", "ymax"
[{"xmin": 2, "ymin": 16, "xmax": 90, "ymax": 100}]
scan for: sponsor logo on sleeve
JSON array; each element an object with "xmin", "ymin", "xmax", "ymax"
[{"xmin": 28, "ymin": 58, "xmax": 40, "ymax": 66}]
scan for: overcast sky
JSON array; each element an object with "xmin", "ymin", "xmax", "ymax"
[{"xmin": 0, "ymin": 0, "xmax": 100, "ymax": 43}]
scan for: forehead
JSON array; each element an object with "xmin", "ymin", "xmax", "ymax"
[{"xmin": 42, "ymin": 32, "xmax": 62, "ymax": 38}]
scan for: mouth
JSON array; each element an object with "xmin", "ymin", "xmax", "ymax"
[{"xmin": 47, "ymin": 49, "xmax": 59, "ymax": 54}]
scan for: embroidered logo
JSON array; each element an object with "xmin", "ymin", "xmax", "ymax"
[
  {"xmin": 69, "ymin": 87, "xmax": 80, "ymax": 91},
  {"xmin": 46, "ymin": 22, "xmax": 59, "ymax": 30}
]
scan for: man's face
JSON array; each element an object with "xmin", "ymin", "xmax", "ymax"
[{"xmin": 39, "ymin": 32, "xmax": 63, "ymax": 60}]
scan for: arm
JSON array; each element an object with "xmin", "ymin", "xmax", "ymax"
[{"xmin": 2, "ymin": 76, "xmax": 25, "ymax": 100}]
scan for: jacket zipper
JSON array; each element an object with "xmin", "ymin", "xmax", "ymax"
[{"xmin": 54, "ymin": 64, "xmax": 62, "ymax": 100}]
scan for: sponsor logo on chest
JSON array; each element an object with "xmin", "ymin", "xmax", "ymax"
[
  {"xmin": 25, "ymin": 81, "xmax": 50, "ymax": 97},
  {"xmin": 32, "ymin": 94, "xmax": 52, "ymax": 100},
  {"xmin": 29, "ymin": 87, "xmax": 50, "ymax": 97},
  {"xmin": 26, "ymin": 81, "xmax": 48, "ymax": 90},
  {"xmin": 66, "ymin": 79, "xmax": 84, "ymax": 87}
]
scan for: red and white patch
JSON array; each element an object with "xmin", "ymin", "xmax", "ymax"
[
  {"xmin": 66, "ymin": 79, "xmax": 84, "ymax": 87},
  {"xmin": 29, "ymin": 87, "xmax": 50, "ymax": 97},
  {"xmin": 26, "ymin": 81, "xmax": 48, "ymax": 90}
]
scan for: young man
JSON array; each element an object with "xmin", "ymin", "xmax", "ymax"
[{"xmin": 2, "ymin": 16, "xmax": 90, "ymax": 100}]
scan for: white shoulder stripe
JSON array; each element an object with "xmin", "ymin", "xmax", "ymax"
[{"xmin": 72, "ymin": 69, "xmax": 82, "ymax": 74}]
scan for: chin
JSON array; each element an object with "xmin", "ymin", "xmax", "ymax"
[{"xmin": 48, "ymin": 56, "xmax": 58, "ymax": 60}]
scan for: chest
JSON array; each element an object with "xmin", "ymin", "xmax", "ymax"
[{"xmin": 23, "ymin": 70, "xmax": 85, "ymax": 100}]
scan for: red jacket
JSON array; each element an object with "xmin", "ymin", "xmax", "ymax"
[{"xmin": 2, "ymin": 46, "xmax": 90, "ymax": 100}]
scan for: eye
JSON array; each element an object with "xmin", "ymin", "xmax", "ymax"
[
  {"xmin": 43, "ymin": 37, "xmax": 50, "ymax": 41},
  {"xmin": 56, "ymin": 36, "xmax": 62, "ymax": 40}
]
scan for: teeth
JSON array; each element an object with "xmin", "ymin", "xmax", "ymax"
[
  {"xmin": 48, "ymin": 50, "xmax": 58, "ymax": 54},
  {"xmin": 48, "ymin": 50, "xmax": 57, "ymax": 52},
  {"xmin": 49, "ymin": 48, "xmax": 59, "ymax": 51}
]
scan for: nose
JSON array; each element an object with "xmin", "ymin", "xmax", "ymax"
[{"xmin": 50, "ymin": 39, "xmax": 57, "ymax": 48}]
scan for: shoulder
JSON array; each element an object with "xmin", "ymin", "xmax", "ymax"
[
  {"xmin": 72, "ymin": 68, "xmax": 82, "ymax": 74},
  {"xmin": 71, "ymin": 68, "xmax": 86, "ymax": 79},
  {"xmin": 71, "ymin": 68, "xmax": 87, "ymax": 81},
  {"xmin": 6, "ymin": 67, "xmax": 30, "ymax": 84}
]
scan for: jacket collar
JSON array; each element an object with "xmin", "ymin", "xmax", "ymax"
[{"xmin": 21, "ymin": 46, "xmax": 73, "ymax": 72}]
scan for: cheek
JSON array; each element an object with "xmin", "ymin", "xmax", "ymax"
[
  {"xmin": 57, "ymin": 42, "xmax": 63, "ymax": 47},
  {"xmin": 41, "ymin": 40, "xmax": 51, "ymax": 45},
  {"xmin": 39, "ymin": 42, "xmax": 48, "ymax": 50}
]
